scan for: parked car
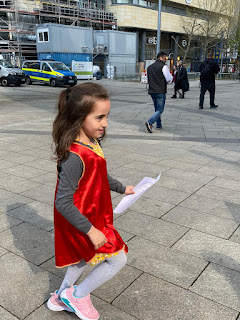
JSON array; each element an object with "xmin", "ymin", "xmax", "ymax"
[
  {"xmin": 22, "ymin": 60, "xmax": 77, "ymax": 87},
  {"xmin": 93, "ymin": 65, "xmax": 102, "ymax": 80},
  {"xmin": 0, "ymin": 60, "xmax": 26, "ymax": 87}
]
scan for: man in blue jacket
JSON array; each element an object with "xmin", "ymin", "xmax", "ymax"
[{"xmin": 145, "ymin": 51, "xmax": 173, "ymax": 133}]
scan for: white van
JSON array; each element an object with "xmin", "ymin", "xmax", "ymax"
[{"xmin": 0, "ymin": 60, "xmax": 26, "ymax": 87}]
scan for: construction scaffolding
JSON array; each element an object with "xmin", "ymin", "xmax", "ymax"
[{"xmin": 0, "ymin": 0, "xmax": 117, "ymax": 64}]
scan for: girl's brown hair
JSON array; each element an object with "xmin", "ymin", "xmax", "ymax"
[{"xmin": 52, "ymin": 82, "xmax": 109, "ymax": 161}]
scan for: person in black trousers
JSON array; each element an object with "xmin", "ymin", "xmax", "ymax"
[
  {"xmin": 199, "ymin": 58, "xmax": 220, "ymax": 109},
  {"xmin": 171, "ymin": 61, "xmax": 189, "ymax": 99}
]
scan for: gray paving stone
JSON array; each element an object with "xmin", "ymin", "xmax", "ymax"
[
  {"xmin": 0, "ymin": 222, "xmax": 54, "ymax": 265},
  {"xmin": 25, "ymin": 296, "xmax": 137, "ymax": 320},
  {"xmin": 158, "ymin": 159, "xmax": 202, "ymax": 171},
  {"xmin": 21, "ymin": 184, "xmax": 54, "ymax": 205},
  {"xmin": 0, "ymin": 174, "xmax": 42, "ymax": 194},
  {"xmin": 22, "ymin": 148, "xmax": 53, "ymax": 159},
  {"xmin": 180, "ymin": 194, "xmax": 240, "ymax": 222},
  {"xmin": 92, "ymin": 264, "xmax": 142, "ymax": 303},
  {"xmin": 113, "ymin": 273, "xmax": 238, "ymax": 320},
  {"xmin": 27, "ymin": 159, "xmax": 57, "ymax": 171},
  {"xmin": 173, "ymin": 230, "xmax": 240, "ymax": 272},
  {"xmin": 129, "ymin": 196, "xmax": 175, "ymax": 218},
  {"xmin": 117, "ymin": 228, "xmax": 135, "ymax": 242},
  {"xmin": 6, "ymin": 164, "xmax": 49, "ymax": 179},
  {"xmin": 25, "ymin": 305, "xmax": 75, "ymax": 319},
  {"xmin": 0, "ymin": 306, "xmax": 18, "ymax": 320},
  {"xmin": 7, "ymin": 201, "xmax": 54, "ymax": 232},
  {"xmin": 92, "ymin": 296, "xmax": 138, "ymax": 320},
  {"xmin": 157, "ymin": 175, "xmax": 206, "ymax": 193},
  {"xmin": 197, "ymin": 166, "xmax": 240, "ymax": 181},
  {"xmin": 144, "ymin": 184, "xmax": 190, "ymax": 204},
  {"xmin": 0, "ymin": 214, "xmax": 23, "ymax": 233},
  {"xmin": 164, "ymin": 168, "xmax": 215, "ymax": 184},
  {"xmin": 3, "ymin": 152, "xmax": 38, "ymax": 165},
  {"xmin": 195, "ymin": 185, "xmax": 240, "ymax": 204},
  {"xmin": 120, "ymin": 161, "xmax": 163, "ymax": 176},
  {"xmin": 110, "ymin": 191, "xmax": 121, "ymax": 200},
  {"xmin": 0, "ymin": 253, "xmax": 60, "ymax": 319},
  {"xmin": 0, "ymin": 245, "xmax": 7, "ymax": 256},
  {"xmin": 0, "ymin": 159, "xmax": 16, "ymax": 170},
  {"xmin": 208, "ymin": 176, "xmax": 240, "ymax": 191},
  {"xmin": 230, "ymin": 227, "xmax": 240, "ymax": 244},
  {"xmin": 115, "ymin": 151, "xmax": 161, "ymax": 164},
  {"xmin": 162, "ymin": 206, "xmax": 238, "ymax": 239},
  {"xmin": 110, "ymin": 167, "xmax": 163, "ymax": 186},
  {"xmin": 29, "ymin": 172, "xmax": 57, "ymax": 185},
  {"xmin": 115, "ymin": 211, "xmax": 189, "ymax": 246},
  {"xmin": 191, "ymin": 263, "xmax": 240, "ymax": 311},
  {"xmin": 40, "ymin": 257, "xmax": 65, "ymax": 279},
  {"xmin": 127, "ymin": 236, "xmax": 208, "ymax": 288},
  {"xmin": 0, "ymin": 193, "xmax": 34, "ymax": 213}
]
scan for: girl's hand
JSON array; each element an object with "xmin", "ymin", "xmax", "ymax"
[
  {"xmin": 87, "ymin": 226, "xmax": 107, "ymax": 250},
  {"xmin": 125, "ymin": 185, "xmax": 135, "ymax": 195}
]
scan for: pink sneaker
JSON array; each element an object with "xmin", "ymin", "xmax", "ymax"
[
  {"xmin": 60, "ymin": 286, "xmax": 100, "ymax": 320},
  {"xmin": 47, "ymin": 290, "xmax": 73, "ymax": 312}
]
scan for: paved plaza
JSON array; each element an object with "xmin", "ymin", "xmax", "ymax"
[{"xmin": 0, "ymin": 79, "xmax": 240, "ymax": 320}]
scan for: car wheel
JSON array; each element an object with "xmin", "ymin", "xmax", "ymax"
[
  {"xmin": 50, "ymin": 79, "xmax": 56, "ymax": 87},
  {"xmin": 1, "ymin": 78, "xmax": 8, "ymax": 87},
  {"xmin": 25, "ymin": 77, "xmax": 32, "ymax": 85}
]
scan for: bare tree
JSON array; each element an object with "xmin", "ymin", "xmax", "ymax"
[
  {"xmin": 196, "ymin": 0, "xmax": 239, "ymax": 59},
  {"xmin": 228, "ymin": 3, "xmax": 240, "ymax": 55},
  {"xmin": 171, "ymin": 0, "xmax": 239, "ymax": 63}
]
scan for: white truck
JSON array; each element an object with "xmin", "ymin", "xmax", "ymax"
[{"xmin": 0, "ymin": 60, "xmax": 26, "ymax": 87}]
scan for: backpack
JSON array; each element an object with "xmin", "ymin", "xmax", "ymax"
[{"xmin": 201, "ymin": 62, "xmax": 212, "ymax": 80}]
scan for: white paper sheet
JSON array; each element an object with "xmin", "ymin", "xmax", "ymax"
[{"xmin": 113, "ymin": 174, "xmax": 161, "ymax": 214}]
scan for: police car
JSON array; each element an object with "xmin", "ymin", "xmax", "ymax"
[{"xmin": 22, "ymin": 60, "xmax": 77, "ymax": 87}]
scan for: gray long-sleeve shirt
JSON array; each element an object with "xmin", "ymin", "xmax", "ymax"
[{"xmin": 55, "ymin": 152, "xmax": 126, "ymax": 234}]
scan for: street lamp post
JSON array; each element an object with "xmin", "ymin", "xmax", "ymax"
[{"xmin": 156, "ymin": 0, "xmax": 162, "ymax": 55}]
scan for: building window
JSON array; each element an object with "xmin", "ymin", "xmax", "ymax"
[
  {"xmin": 37, "ymin": 29, "xmax": 49, "ymax": 42},
  {"xmin": 113, "ymin": 0, "xmax": 130, "ymax": 3},
  {"xmin": 112, "ymin": 0, "xmax": 156, "ymax": 8},
  {"xmin": 43, "ymin": 31, "xmax": 48, "ymax": 42},
  {"xmin": 39, "ymin": 32, "xmax": 43, "ymax": 42},
  {"xmin": 162, "ymin": 4, "xmax": 186, "ymax": 16}
]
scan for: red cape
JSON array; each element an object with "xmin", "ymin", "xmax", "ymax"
[{"xmin": 54, "ymin": 141, "xmax": 127, "ymax": 268}]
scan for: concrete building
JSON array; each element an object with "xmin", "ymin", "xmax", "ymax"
[
  {"xmin": 106, "ymin": 0, "xmax": 239, "ymax": 67},
  {"xmin": 0, "ymin": 0, "xmax": 116, "ymax": 63}
]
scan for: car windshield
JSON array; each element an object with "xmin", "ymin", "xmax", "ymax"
[
  {"xmin": 0, "ymin": 61, "xmax": 14, "ymax": 68},
  {"xmin": 48, "ymin": 62, "xmax": 70, "ymax": 71}
]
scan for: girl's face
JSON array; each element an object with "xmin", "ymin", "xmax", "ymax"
[{"xmin": 81, "ymin": 99, "xmax": 110, "ymax": 140}]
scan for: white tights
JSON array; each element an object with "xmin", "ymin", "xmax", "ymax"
[{"xmin": 58, "ymin": 251, "xmax": 127, "ymax": 298}]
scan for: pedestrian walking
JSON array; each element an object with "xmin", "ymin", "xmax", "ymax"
[
  {"xmin": 48, "ymin": 82, "xmax": 135, "ymax": 320},
  {"xmin": 171, "ymin": 61, "xmax": 189, "ymax": 99},
  {"xmin": 145, "ymin": 51, "xmax": 173, "ymax": 133},
  {"xmin": 171, "ymin": 65, "xmax": 179, "ymax": 99},
  {"xmin": 199, "ymin": 57, "xmax": 220, "ymax": 109}
]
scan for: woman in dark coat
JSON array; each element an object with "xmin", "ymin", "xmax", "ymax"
[{"xmin": 176, "ymin": 60, "xmax": 189, "ymax": 99}]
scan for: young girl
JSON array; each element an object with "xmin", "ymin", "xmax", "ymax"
[{"xmin": 47, "ymin": 82, "xmax": 134, "ymax": 320}]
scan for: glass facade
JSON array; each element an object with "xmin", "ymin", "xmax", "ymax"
[
  {"xmin": 77, "ymin": 0, "xmax": 105, "ymax": 10},
  {"xmin": 112, "ymin": 0, "xmax": 157, "ymax": 10},
  {"xmin": 111, "ymin": 0, "xmax": 198, "ymax": 16}
]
